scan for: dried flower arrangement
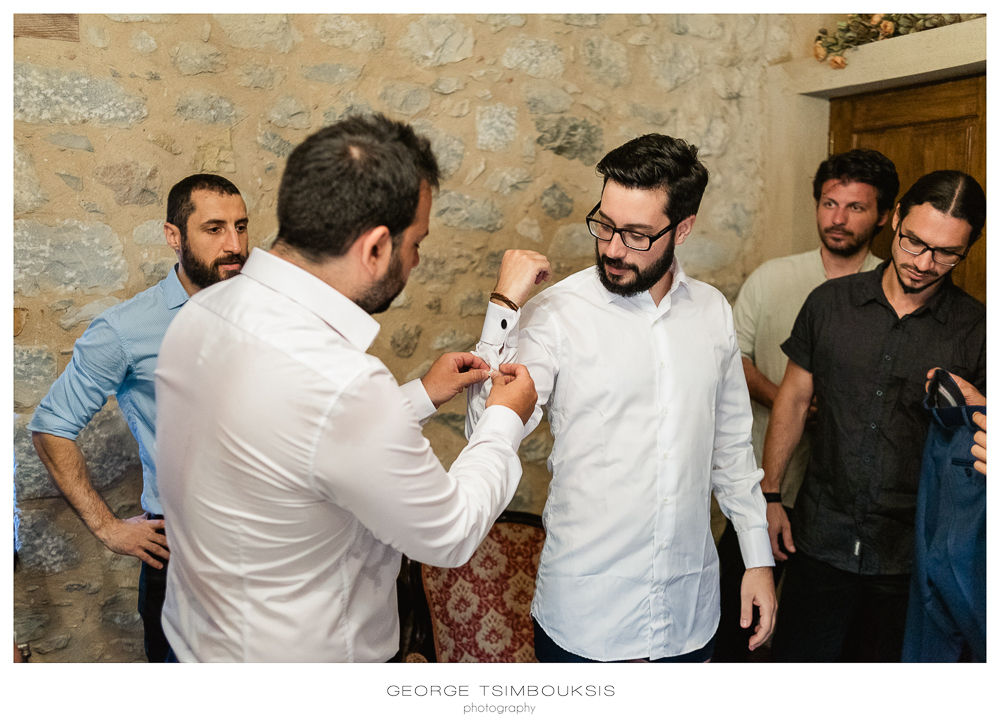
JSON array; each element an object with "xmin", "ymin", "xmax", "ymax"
[{"xmin": 814, "ymin": 14, "xmax": 985, "ymax": 69}]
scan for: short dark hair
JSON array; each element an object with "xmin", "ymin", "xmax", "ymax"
[
  {"xmin": 166, "ymin": 174, "xmax": 243, "ymax": 237},
  {"xmin": 812, "ymin": 149, "xmax": 900, "ymax": 217},
  {"xmin": 595, "ymin": 134, "xmax": 709, "ymax": 224},
  {"xmin": 897, "ymin": 170, "xmax": 986, "ymax": 247},
  {"xmin": 276, "ymin": 113, "xmax": 440, "ymax": 261}
]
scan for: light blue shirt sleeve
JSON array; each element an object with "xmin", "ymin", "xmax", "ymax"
[{"xmin": 28, "ymin": 314, "xmax": 129, "ymax": 440}]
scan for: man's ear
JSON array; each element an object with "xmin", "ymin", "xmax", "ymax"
[
  {"xmin": 355, "ymin": 225, "xmax": 394, "ymax": 280},
  {"xmin": 164, "ymin": 222, "xmax": 183, "ymax": 256},
  {"xmin": 890, "ymin": 204, "xmax": 901, "ymax": 232},
  {"xmin": 673, "ymin": 215, "xmax": 697, "ymax": 247}
]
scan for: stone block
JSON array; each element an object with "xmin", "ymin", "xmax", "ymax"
[
  {"xmin": 476, "ymin": 103, "xmax": 518, "ymax": 152},
  {"xmin": 431, "ymin": 77, "xmax": 463, "ymax": 95},
  {"xmin": 405, "ymin": 359, "xmax": 434, "ymax": 384},
  {"xmin": 430, "ymin": 412, "xmax": 467, "ymax": 437},
  {"xmin": 534, "ymin": 116, "xmax": 604, "ymax": 166},
  {"xmin": 399, "ymin": 15, "xmax": 474, "ymax": 68},
  {"xmin": 672, "ymin": 14, "xmax": 725, "ymax": 39},
  {"xmin": 432, "ymin": 329, "xmax": 477, "ymax": 353},
  {"xmin": 379, "ymin": 82, "xmax": 431, "ymax": 117},
  {"xmin": 549, "ymin": 14, "xmax": 604, "ymax": 27},
  {"xmin": 131, "ymin": 220, "xmax": 164, "ymax": 246},
  {"xmin": 581, "ymin": 36, "xmax": 630, "ymax": 87},
  {"xmin": 94, "ymin": 161, "xmax": 160, "ymax": 206},
  {"xmin": 16, "ymin": 509, "xmax": 82, "ymax": 574},
  {"xmin": 14, "ymin": 144, "xmax": 48, "ymax": 216},
  {"xmin": 57, "ymin": 174, "xmax": 83, "ymax": 191},
  {"xmin": 14, "ymin": 62, "xmax": 147, "ymax": 128},
  {"xmin": 516, "ymin": 217, "xmax": 543, "ymax": 244},
  {"xmin": 14, "ymin": 346, "xmax": 56, "ymax": 408},
  {"xmin": 148, "ymin": 132, "xmax": 182, "ymax": 155},
  {"xmin": 268, "ymin": 96, "xmax": 311, "ymax": 130},
  {"xmin": 411, "ymin": 120, "xmax": 465, "ymax": 180},
  {"xmin": 412, "ymin": 249, "xmax": 478, "ymax": 287},
  {"xmin": 550, "ymin": 223, "xmax": 594, "ymax": 271},
  {"xmin": 47, "ymin": 133, "xmax": 94, "ymax": 152},
  {"xmin": 258, "ymin": 130, "xmax": 294, "ymax": 158},
  {"xmin": 476, "ymin": 15, "xmax": 526, "ymax": 33},
  {"xmin": 213, "ymin": 14, "xmax": 294, "ymax": 52},
  {"xmin": 100, "ymin": 591, "xmax": 141, "ymax": 629},
  {"xmin": 172, "ymin": 42, "xmax": 227, "ymax": 75},
  {"xmin": 315, "ymin": 15, "xmax": 384, "ymax": 52},
  {"xmin": 486, "ymin": 168, "xmax": 532, "ymax": 196},
  {"xmin": 524, "ymin": 82, "xmax": 573, "ymax": 115},
  {"xmin": 650, "ymin": 44, "xmax": 701, "ymax": 91},
  {"xmin": 302, "ymin": 63, "xmax": 363, "ymax": 86},
  {"xmin": 390, "ymin": 324, "xmax": 422, "ymax": 359},
  {"xmin": 539, "ymin": 183, "xmax": 574, "ymax": 219},
  {"xmin": 434, "ymin": 191, "xmax": 503, "ymax": 232},
  {"xmin": 14, "ymin": 219, "xmax": 128, "ymax": 297},
  {"xmin": 131, "ymin": 30, "xmax": 157, "ymax": 54},
  {"xmin": 458, "ymin": 291, "xmax": 487, "ymax": 318},
  {"xmin": 238, "ymin": 63, "xmax": 281, "ymax": 89},
  {"xmin": 176, "ymin": 91, "xmax": 241, "ymax": 126},
  {"xmin": 501, "ymin": 36, "xmax": 565, "ymax": 79},
  {"xmin": 13, "ymin": 611, "xmax": 49, "ymax": 643}
]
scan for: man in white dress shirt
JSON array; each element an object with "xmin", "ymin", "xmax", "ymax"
[
  {"xmin": 468, "ymin": 134, "xmax": 775, "ymax": 662},
  {"xmin": 155, "ymin": 114, "xmax": 538, "ymax": 662}
]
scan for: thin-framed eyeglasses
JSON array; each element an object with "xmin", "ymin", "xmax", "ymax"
[
  {"xmin": 895, "ymin": 226, "xmax": 967, "ymax": 267},
  {"xmin": 585, "ymin": 202, "xmax": 679, "ymax": 252}
]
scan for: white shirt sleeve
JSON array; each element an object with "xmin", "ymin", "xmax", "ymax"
[
  {"xmin": 398, "ymin": 378, "xmax": 437, "ymax": 425},
  {"xmin": 313, "ymin": 364, "xmax": 525, "ymax": 568},
  {"xmin": 466, "ymin": 301, "xmax": 552, "ymax": 440},
  {"xmin": 710, "ymin": 315, "xmax": 775, "ymax": 570}
]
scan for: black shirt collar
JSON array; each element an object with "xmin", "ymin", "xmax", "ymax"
[{"xmin": 852, "ymin": 259, "xmax": 955, "ymax": 323}]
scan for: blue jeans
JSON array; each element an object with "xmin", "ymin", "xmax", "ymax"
[{"xmin": 533, "ymin": 618, "xmax": 716, "ymax": 662}]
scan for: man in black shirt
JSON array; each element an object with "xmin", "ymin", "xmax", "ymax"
[{"xmin": 761, "ymin": 171, "xmax": 986, "ymax": 662}]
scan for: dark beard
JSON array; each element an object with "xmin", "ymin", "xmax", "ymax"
[
  {"xmin": 180, "ymin": 237, "xmax": 247, "ymax": 290},
  {"xmin": 357, "ymin": 248, "xmax": 405, "ymax": 315},
  {"xmin": 595, "ymin": 234, "xmax": 676, "ymax": 297},
  {"xmin": 819, "ymin": 224, "xmax": 876, "ymax": 258},
  {"xmin": 891, "ymin": 257, "xmax": 946, "ymax": 295}
]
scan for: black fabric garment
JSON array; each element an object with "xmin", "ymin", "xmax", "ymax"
[
  {"xmin": 770, "ymin": 550, "xmax": 910, "ymax": 662},
  {"xmin": 902, "ymin": 388, "xmax": 986, "ymax": 662},
  {"xmin": 781, "ymin": 262, "xmax": 985, "ymax": 575},
  {"xmin": 137, "ymin": 514, "xmax": 170, "ymax": 663}
]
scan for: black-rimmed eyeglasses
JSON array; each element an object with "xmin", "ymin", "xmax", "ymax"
[
  {"xmin": 896, "ymin": 226, "xmax": 967, "ymax": 267},
  {"xmin": 585, "ymin": 202, "xmax": 679, "ymax": 252}
]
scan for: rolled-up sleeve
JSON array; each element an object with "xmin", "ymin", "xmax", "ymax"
[{"xmin": 28, "ymin": 315, "xmax": 128, "ymax": 439}]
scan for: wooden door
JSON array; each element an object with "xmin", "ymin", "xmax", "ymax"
[{"xmin": 829, "ymin": 74, "xmax": 986, "ymax": 303}]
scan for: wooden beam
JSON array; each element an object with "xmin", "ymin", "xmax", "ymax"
[{"xmin": 14, "ymin": 14, "xmax": 79, "ymax": 42}]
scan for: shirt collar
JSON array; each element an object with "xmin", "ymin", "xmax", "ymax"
[
  {"xmin": 161, "ymin": 264, "xmax": 190, "ymax": 310},
  {"xmin": 853, "ymin": 259, "xmax": 956, "ymax": 323},
  {"xmin": 239, "ymin": 248, "xmax": 381, "ymax": 351},
  {"xmin": 593, "ymin": 257, "xmax": 691, "ymax": 310}
]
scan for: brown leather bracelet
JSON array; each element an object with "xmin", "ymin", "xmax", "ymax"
[{"xmin": 490, "ymin": 292, "xmax": 519, "ymax": 311}]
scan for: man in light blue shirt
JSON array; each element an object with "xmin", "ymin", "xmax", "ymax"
[{"xmin": 29, "ymin": 174, "xmax": 250, "ymax": 662}]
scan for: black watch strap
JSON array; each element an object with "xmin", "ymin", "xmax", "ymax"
[{"xmin": 763, "ymin": 492, "xmax": 783, "ymax": 504}]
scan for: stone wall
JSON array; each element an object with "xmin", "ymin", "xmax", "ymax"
[{"xmin": 13, "ymin": 14, "xmax": 831, "ymax": 661}]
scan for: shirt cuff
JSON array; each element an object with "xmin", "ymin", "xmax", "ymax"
[
  {"xmin": 737, "ymin": 528, "xmax": 775, "ymax": 569},
  {"xmin": 480, "ymin": 302, "xmax": 519, "ymax": 346},
  {"xmin": 399, "ymin": 378, "xmax": 437, "ymax": 424},
  {"xmin": 470, "ymin": 404, "xmax": 526, "ymax": 451}
]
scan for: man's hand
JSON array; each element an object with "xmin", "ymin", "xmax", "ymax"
[
  {"xmin": 925, "ymin": 367, "xmax": 986, "ymax": 407},
  {"xmin": 485, "ymin": 363, "xmax": 537, "ymax": 425},
  {"xmin": 493, "ymin": 250, "xmax": 552, "ymax": 308},
  {"xmin": 422, "ymin": 352, "xmax": 491, "ymax": 409},
  {"xmin": 741, "ymin": 566, "xmax": 777, "ymax": 651},
  {"xmin": 96, "ymin": 513, "xmax": 170, "ymax": 568},
  {"xmin": 972, "ymin": 411, "xmax": 986, "ymax": 475},
  {"xmin": 767, "ymin": 503, "xmax": 795, "ymax": 561}
]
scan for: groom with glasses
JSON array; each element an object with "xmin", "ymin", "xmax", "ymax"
[
  {"xmin": 762, "ymin": 170, "xmax": 986, "ymax": 662},
  {"xmin": 467, "ymin": 133, "xmax": 776, "ymax": 663}
]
